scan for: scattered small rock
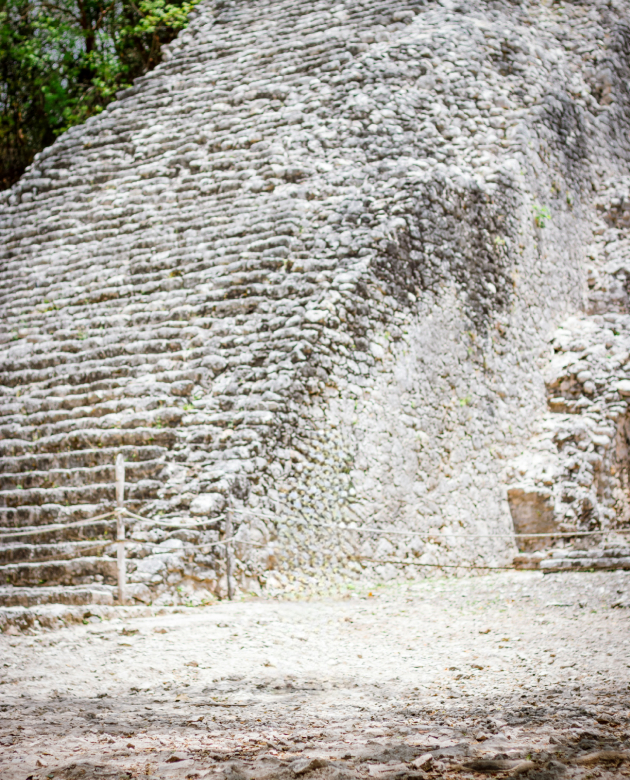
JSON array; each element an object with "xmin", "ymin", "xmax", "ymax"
[
  {"xmin": 290, "ymin": 758, "xmax": 330, "ymax": 775},
  {"xmin": 575, "ymin": 750, "xmax": 628, "ymax": 765},
  {"xmin": 462, "ymin": 758, "xmax": 522, "ymax": 773},
  {"xmin": 509, "ymin": 761, "xmax": 536, "ymax": 776},
  {"xmin": 167, "ymin": 752, "xmax": 188, "ymax": 763},
  {"xmin": 411, "ymin": 754, "xmax": 433, "ymax": 770}
]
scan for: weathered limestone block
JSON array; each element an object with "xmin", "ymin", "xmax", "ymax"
[
  {"xmin": 507, "ymin": 487, "xmax": 556, "ymax": 551},
  {"xmin": 190, "ymin": 493, "xmax": 225, "ymax": 516}
]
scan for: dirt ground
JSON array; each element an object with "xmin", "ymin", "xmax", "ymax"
[{"xmin": 1, "ymin": 570, "xmax": 630, "ymax": 780}]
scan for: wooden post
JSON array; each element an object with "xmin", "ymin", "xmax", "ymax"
[
  {"xmin": 115, "ymin": 453, "xmax": 126, "ymax": 605},
  {"xmin": 225, "ymin": 499, "xmax": 234, "ymax": 600}
]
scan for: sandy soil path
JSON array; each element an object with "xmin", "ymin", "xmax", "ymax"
[{"xmin": 1, "ymin": 570, "xmax": 629, "ymax": 780}]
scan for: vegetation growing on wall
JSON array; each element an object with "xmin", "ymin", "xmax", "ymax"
[{"xmin": 0, "ymin": 0, "xmax": 198, "ymax": 189}]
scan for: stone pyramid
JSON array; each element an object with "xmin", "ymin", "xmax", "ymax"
[{"xmin": 2, "ymin": 0, "xmax": 630, "ymax": 616}]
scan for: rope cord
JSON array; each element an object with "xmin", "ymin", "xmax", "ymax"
[
  {"xmin": 356, "ymin": 557, "xmax": 517, "ymax": 571},
  {"xmin": 230, "ymin": 505, "xmax": 630, "ymax": 540},
  {"xmin": 0, "ymin": 509, "xmax": 225, "ymax": 539},
  {"xmin": 1, "ymin": 502, "xmax": 628, "ymax": 545}
]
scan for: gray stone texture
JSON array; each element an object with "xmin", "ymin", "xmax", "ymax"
[{"xmin": 2, "ymin": 0, "xmax": 630, "ymax": 603}]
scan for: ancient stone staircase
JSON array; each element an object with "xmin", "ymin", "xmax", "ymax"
[
  {"xmin": 0, "ymin": 442, "xmax": 165, "ymax": 611},
  {"xmin": 3, "ymin": 0, "xmax": 630, "ymax": 622},
  {"xmin": 5, "ymin": 0, "xmax": 507, "ymax": 610}
]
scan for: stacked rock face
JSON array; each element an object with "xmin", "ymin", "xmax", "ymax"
[
  {"xmin": 508, "ymin": 178, "xmax": 630, "ymax": 549},
  {"xmin": 2, "ymin": 0, "xmax": 630, "ymax": 605}
]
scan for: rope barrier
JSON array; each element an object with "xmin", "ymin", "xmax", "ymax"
[
  {"xmin": 229, "ymin": 504, "xmax": 630, "ymax": 540},
  {"xmin": 0, "ymin": 509, "xmax": 226, "ymax": 539},
  {"xmin": 1, "ymin": 452, "xmax": 628, "ymax": 608},
  {"xmin": 355, "ymin": 556, "xmax": 517, "ymax": 571},
  {"xmin": 249, "ymin": 495, "xmax": 630, "ymax": 539},
  {"xmin": 2, "ymin": 502, "xmax": 629, "ymax": 542},
  {"xmin": 123, "ymin": 508, "xmax": 226, "ymax": 528}
]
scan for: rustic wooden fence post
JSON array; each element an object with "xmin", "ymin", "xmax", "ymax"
[
  {"xmin": 115, "ymin": 453, "xmax": 126, "ymax": 605},
  {"xmin": 225, "ymin": 498, "xmax": 235, "ymax": 600}
]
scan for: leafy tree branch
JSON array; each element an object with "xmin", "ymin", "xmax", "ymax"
[{"xmin": 0, "ymin": 0, "xmax": 199, "ymax": 189}]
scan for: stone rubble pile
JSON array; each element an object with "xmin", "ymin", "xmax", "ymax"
[
  {"xmin": 2, "ymin": 0, "xmax": 630, "ymax": 610},
  {"xmin": 507, "ymin": 178, "xmax": 630, "ymax": 561}
]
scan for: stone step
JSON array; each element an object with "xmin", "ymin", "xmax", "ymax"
[
  {"xmin": 0, "ymin": 539, "xmax": 113, "ymax": 565},
  {"xmin": 0, "ymin": 602, "xmax": 192, "ymax": 633},
  {"xmin": 0, "ymin": 427, "xmax": 177, "ymax": 457},
  {"xmin": 0, "ymin": 459, "xmax": 163, "ymax": 491},
  {"xmin": 0, "ymin": 516, "xmax": 116, "ymax": 542},
  {"xmin": 0, "ymin": 479, "xmax": 159, "ymax": 509},
  {"xmin": 0, "ymin": 584, "xmax": 116, "ymax": 607},
  {"xmin": 0, "ymin": 503, "xmax": 114, "ymax": 529},
  {"xmin": 0, "ymin": 407, "xmax": 187, "ymax": 439},
  {"xmin": 540, "ymin": 546, "xmax": 630, "ymax": 573},
  {"xmin": 0, "ymin": 445, "xmax": 167, "ymax": 474},
  {"xmin": 1, "ymin": 346, "xmax": 191, "ymax": 377},
  {"xmin": 513, "ymin": 546, "xmax": 630, "ymax": 572},
  {"xmin": 0, "ymin": 556, "xmax": 117, "ymax": 587}
]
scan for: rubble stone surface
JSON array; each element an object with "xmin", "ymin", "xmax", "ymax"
[{"xmin": 2, "ymin": 0, "xmax": 630, "ymax": 602}]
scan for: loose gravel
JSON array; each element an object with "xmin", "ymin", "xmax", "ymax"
[{"xmin": 1, "ymin": 570, "xmax": 629, "ymax": 780}]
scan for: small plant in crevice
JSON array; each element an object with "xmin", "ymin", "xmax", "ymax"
[{"xmin": 532, "ymin": 202, "xmax": 551, "ymax": 228}]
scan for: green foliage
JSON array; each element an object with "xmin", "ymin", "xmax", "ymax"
[
  {"xmin": 0, "ymin": 0, "xmax": 198, "ymax": 189},
  {"xmin": 532, "ymin": 202, "xmax": 552, "ymax": 228}
]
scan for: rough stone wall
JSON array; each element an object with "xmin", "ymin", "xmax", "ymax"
[
  {"xmin": 2, "ymin": 0, "xmax": 630, "ymax": 603},
  {"xmin": 507, "ymin": 178, "xmax": 630, "ymax": 549}
]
